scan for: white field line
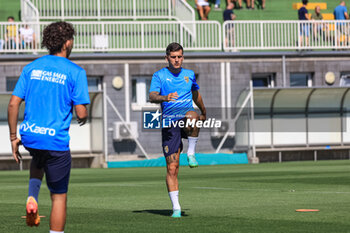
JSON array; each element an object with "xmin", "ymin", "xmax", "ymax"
[
  {"xmin": 0, "ymin": 182, "xmax": 160, "ymax": 190},
  {"xmin": 193, "ymin": 186, "xmax": 350, "ymax": 194},
  {"xmin": 73, "ymin": 182, "xmax": 161, "ymax": 187},
  {"xmin": 3, "ymin": 183, "xmax": 350, "ymax": 194}
]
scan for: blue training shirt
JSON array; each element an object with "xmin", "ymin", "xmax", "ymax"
[
  {"xmin": 149, "ymin": 67, "xmax": 199, "ymax": 125},
  {"xmin": 334, "ymin": 5, "xmax": 347, "ymax": 20},
  {"xmin": 12, "ymin": 55, "xmax": 90, "ymax": 151}
]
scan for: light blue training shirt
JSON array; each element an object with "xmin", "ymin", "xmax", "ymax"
[
  {"xmin": 149, "ymin": 67, "xmax": 199, "ymax": 125},
  {"xmin": 12, "ymin": 55, "xmax": 90, "ymax": 151},
  {"xmin": 334, "ymin": 5, "xmax": 347, "ymax": 20}
]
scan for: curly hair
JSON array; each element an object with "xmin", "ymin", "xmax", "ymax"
[{"xmin": 42, "ymin": 21, "xmax": 75, "ymax": 55}]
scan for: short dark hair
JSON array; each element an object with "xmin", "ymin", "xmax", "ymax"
[
  {"xmin": 42, "ymin": 21, "xmax": 75, "ymax": 55},
  {"xmin": 7, "ymin": 16, "xmax": 14, "ymax": 20},
  {"xmin": 302, "ymin": 0, "xmax": 308, "ymax": 5},
  {"xmin": 166, "ymin": 42, "xmax": 183, "ymax": 56}
]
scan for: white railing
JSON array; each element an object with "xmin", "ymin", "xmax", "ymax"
[
  {"xmin": 0, "ymin": 21, "xmax": 221, "ymax": 53},
  {"xmin": 4, "ymin": 20, "xmax": 350, "ymax": 53},
  {"xmin": 173, "ymin": 0, "xmax": 195, "ymax": 38},
  {"xmin": 21, "ymin": 0, "xmax": 39, "ymax": 22},
  {"xmin": 23, "ymin": 0, "xmax": 196, "ymax": 48},
  {"xmin": 223, "ymin": 20, "xmax": 350, "ymax": 51},
  {"xmin": 0, "ymin": 22, "xmax": 40, "ymax": 54},
  {"xmin": 25, "ymin": 0, "xmax": 194, "ymax": 20}
]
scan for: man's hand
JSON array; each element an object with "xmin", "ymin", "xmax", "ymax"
[
  {"xmin": 77, "ymin": 117, "xmax": 87, "ymax": 126},
  {"xmin": 11, "ymin": 138, "xmax": 22, "ymax": 164},
  {"xmin": 199, "ymin": 114, "xmax": 206, "ymax": 122},
  {"xmin": 149, "ymin": 91, "xmax": 178, "ymax": 103},
  {"xmin": 166, "ymin": 92, "xmax": 179, "ymax": 102},
  {"xmin": 75, "ymin": 104, "xmax": 88, "ymax": 126}
]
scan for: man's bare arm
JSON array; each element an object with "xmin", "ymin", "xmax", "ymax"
[
  {"xmin": 305, "ymin": 13, "xmax": 310, "ymax": 20},
  {"xmin": 231, "ymin": 13, "xmax": 236, "ymax": 20},
  {"xmin": 8, "ymin": 95, "xmax": 23, "ymax": 163},
  {"xmin": 8, "ymin": 96, "xmax": 22, "ymax": 140},
  {"xmin": 74, "ymin": 104, "xmax": 88, "ymax": 126},
  {"xmin": 149, "ymin": 91, "xmax": 178, "ymax": 103},
  {"xmin": 192, "ymin": 90, "xmax": 206, "ymax": 121}
]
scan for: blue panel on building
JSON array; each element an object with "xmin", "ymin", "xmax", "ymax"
[{"xmin": 107, "ymin": 153, "xmax": 248, "ymax": 168}]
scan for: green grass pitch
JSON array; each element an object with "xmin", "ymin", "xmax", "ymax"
[{"xmin": 1, "ymin": 160, "xmax": 350, "ymax": 233}]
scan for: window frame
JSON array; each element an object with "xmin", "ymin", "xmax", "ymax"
[
  {"xmin": 131, "ymin": 75, "xmax": 158, "ymax": 111},
  {"xmin": 290, "ymin": 72, "xmax": 313, "ymax": 87},
  {"xmin": 252, "ymin": 73, "xmax": 276, "ymax": 88}
]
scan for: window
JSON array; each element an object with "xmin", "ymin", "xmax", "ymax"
[
  {"xmin": 132, "ymin": 76, "xmax": 152, "ymax": 105},
  {"xmin": 87, "ymin": 77, "xmax": 102, "ymax": 91},
  {"xmin": 6, "ymin": 77, "xmax": 19, "ymax": 92},
  {"xmin": 340, "ymin": 72, "xmax": 350, "ymax": 86},
  {"xmin": 290, "ymin": 73, "xmax": 313, "ymax": 87},
  {"xmin": 252, "ymin": 73, "xmax": 275, "ymax": 88}
]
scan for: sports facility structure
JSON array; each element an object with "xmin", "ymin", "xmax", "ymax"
[{"xmin": 2, "ymin": 1, "xmax": 350, "ymax": 232}]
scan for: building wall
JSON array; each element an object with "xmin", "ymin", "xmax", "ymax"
[{"xmin": 1, "ymin": 52, "xmax": 349, "ymax": 157}]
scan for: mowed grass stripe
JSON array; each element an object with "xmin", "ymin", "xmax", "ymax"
[{"xmin": 1, "ymin": 160, "xmax": 350, "ymax": 232}]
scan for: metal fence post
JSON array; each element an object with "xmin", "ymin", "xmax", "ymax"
[
  {"xmin": 61, "ymin": 0, "xmax": 65, "ymax": 20},
  {"xmin": 249, "ymin": 80, "xmax": 256, "ymax": 159},
  {"xmin": 103, "ymin": 82, "xmax": 108, "ymax": 164},
  {"xmin": 133, "ymin": 0, "xmax": 137, "ymax": 20},
  {"xmin": 97, "ymin": 0, "xmax": 101, "ymax": 20},
  {"xmin": 260, "ymin": 21, "xmax": 263, "ymax": 49},
  {"xmin": 168, "ymin": 0, "xmax": 172, "ymax": 20}
]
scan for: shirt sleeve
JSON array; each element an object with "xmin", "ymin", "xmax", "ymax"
[
  {"xmin": 12, "ymin": 69, "xmax": 27, "ymax": 100},
  {"xmin": 149, "ymin": 73, "xmax": 161, "ymax": 93},
  {"xmin": 191, "ymin": 73, "xmax": 200, "ymax": 91},
  {"xmin": 302, "ymin": 8, "xmax": 308, "ymax": 16},
  {"xmin": 72, "ymin": 69, "xmax": 90, "ymax": 105}
]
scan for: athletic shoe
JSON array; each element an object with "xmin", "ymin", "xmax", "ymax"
[
  {"xmin": 26, "ymin": 196, "xmax": 40, "ymax": 227},
  {"xmin": 187, "ymin": 154, "xmax": 198, "ymax": 168},
  {"xmin": 171, "ymin": 209, "xmax": 181, "ymax": 218}
]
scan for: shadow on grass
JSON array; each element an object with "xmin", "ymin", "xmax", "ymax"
[{"xmin": 133, "ymin": 209, "xmax": 189, "ymax": 217}]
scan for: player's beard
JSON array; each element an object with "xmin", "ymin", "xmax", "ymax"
[
  {"xmin": 66, "ymin": 44, "xmax": 73, "ymax": 58},
  {"xmin": 168, "ymin": 62, "xmax": 182, "ymax": 74}
]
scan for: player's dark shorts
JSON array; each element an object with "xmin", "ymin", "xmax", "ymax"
[
  {"xmin": 162, "ymin": 118, "xmax": 188, "ymax": 157},
  {"xmin": 25, "ymin": 147, "xmax": 71, "ymax": 194}
]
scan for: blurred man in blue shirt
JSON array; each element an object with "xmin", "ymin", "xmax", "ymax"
[
  {"xmin": 8, "ymin": 21, "xmax": 90, "ymax": 232},
  {"xmin": 334, "ymin": 1, "xmax": 349, "ymax": 46},
  {"xmin": 334, "ymin": 1, "xmax": 349, "ymax": 20}
]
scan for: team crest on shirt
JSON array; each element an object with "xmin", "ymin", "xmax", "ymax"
[
  {"xmin": 164, "ymin": 146, "xmax": 169, "ymax": 154},
  {"xmin": 184, "ymin": 76, "xmax": 189, "ymax": 83}
]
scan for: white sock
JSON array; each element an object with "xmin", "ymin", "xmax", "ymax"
[
  {"xmin": 168, "ymin": 191, "xmax": 181, "ymax": 211},
  {"xmin": 187, "ymin": 137, "xmax": 198, "ymax": 156},
  {"xmin": 50, "ymin": 231, "xmax": 64, "ymax": 233}
]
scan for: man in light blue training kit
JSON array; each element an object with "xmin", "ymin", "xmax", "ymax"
[
  {"xmin": 334, "ymin": 1, "xmax": 349, "ymax": 46},
  {"xmin": 149, "ymin": 42, "xmax": 206, "ymax": 218},
  {"xmin": 8, "ymin": 21, "xmax": 90, "ymax": 232}
]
